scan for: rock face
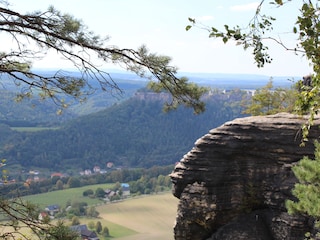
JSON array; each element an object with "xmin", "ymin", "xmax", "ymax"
[{"xmin": 171, "ymin": 113, "xmax": 320, "ymax": 240}]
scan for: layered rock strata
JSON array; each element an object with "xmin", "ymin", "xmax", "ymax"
[{"xmin": 171, "ymin": 113, "xmax": 320, "ymax": 240}]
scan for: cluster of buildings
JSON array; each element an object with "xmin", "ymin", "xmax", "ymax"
[
  {"xmin": 79, "ymin": 166, "xmax": 107, "ymax": 176},
  {"xmin": 104, "ymin": 183, "xmax": 130, "ymax": 200},
  {"xmin": 2, "ymin": 161, "xmax": 117, "ymax": 186},
  {"xmin": 37, "ymin": 202, "xmax": 104, "ymax": 238},
  {"xmin": 70, "ymin": 224, "xmax": 100, "ymax": 240}
]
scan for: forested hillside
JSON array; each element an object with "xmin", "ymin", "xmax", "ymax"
[
  {"xmin": 0, "ymin": 76, "xmax": 147, "ymax": 126},
  {"xmin": 1, "ymin": 89, "xmax": 247, "ymax": 171},
  {"xmin": 0, "ymin": 90, "xmax": 75, "ymax": 126}
]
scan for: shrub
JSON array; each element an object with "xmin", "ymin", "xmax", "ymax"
[
  {"xmin": 95, "ymin": 221, "xmax": 102, "ymax": 234},
  {"xmin": 71, "ymin": 216, "xmax": 80, "ymax": 226},
  {"xmin": 88, "ymin": 221, "xmax": 95, "ymax": 229},
  {"xmin": 95, "ymin": 187, "xmax": 105, "ymax": 198},
  {"xmin": 102, "ymin": 226, "xmax": 110, "ymax": 237},
  {"xmin": 83, "ymin": 189, "xmax": 94, "ymax": 197}
]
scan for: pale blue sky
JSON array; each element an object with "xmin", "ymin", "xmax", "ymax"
[{"xmin": 5, "ymin": 1, "xmax": 313, "ymax": 77}]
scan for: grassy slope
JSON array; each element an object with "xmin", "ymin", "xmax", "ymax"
[
  {"xmin": 23, "ymin": 183, "xmax": 114, "ymax": 208},
  {"xmin": 97, "ymin": 192, "xmax": 178, "ymax": 240},
  {"xmin": 11, "ymin": 127, "xmax": 59, "ymax": 132}
]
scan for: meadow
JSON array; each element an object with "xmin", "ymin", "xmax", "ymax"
[
  {"xmin": 96, "ymin": 192, "xmax": 178, "ymax": 240},
  {"xmin": 11, "ymin": 127, "xmax": 59, "ymax": 132},
  {"xmin": 23, "ymin": 183, "xmax": 115, "ymax": 208}
]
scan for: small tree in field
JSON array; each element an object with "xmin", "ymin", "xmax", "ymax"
[
  {"xmin": 95, "ymin": 221, "xmax": 102, "ymax": 234},
  {"xmin": 83, "ymin": 189, "xmax": 94, "ymax": 197},
  {"xmin": 56, "ymin": 179, "xmax": 64, "ymax": 190},
  {"xmin": 71, "ymin": 216, "xmax": 80, "ymax": 226},
  {"xmin": 86, "ymin": 206, "xmax": 99, "ymax": 218},
  {"xmin": 88, "ymin": 221, "xmax": 95, "ymax": 230},
  {"xmin": 102, "ymin": 226, "xmax": 110, "ymax": 237},
  {"xmin": 95, "ymin": 187, "xmax": 105, "ymax": 198}
]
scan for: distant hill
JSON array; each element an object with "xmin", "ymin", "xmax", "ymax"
[
  {"xmin": 0, "ymin": 90, "xmax": 75, "ymax": 126},
  {"xmin": 0, "ymin": 70, "xmax": 299, "ymax": 172},
  {"xmin": 0, "ymin": 70, "xmax": 296, "ymax": 126},
  {"xmin": 0, "ymin": 76, "xmax": 147, "ymax": 126},
  {"xmin": 1, "ymin": 90, "xmax": 247, "ymax": 171},
  {"xmin": 178, "ymin": 72, "xmax": 298, "ymax": 89}
]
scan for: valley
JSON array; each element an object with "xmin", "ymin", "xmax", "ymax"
[
  {"xmin": 0, "ymin": 71, "xmax": 297, "ymax": 194},
  {"xmin": 0, "ymin": 71, "xmax": 297, "ymax": 239}
]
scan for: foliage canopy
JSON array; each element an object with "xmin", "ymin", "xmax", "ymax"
[{"xmin": 243, "ymin": 80, "xmax": 298, "ymax": 116}]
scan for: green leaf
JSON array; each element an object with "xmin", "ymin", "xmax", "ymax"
[
  {"xmin": 186, "ymin": 25, "xmax": 192, "ymax": 31},
  {"xmin": 275, "ymin": 0, "xmax": 283, "ymax": 6},
  {"xmin": 188, "ymin": 17, "xmax": 195, "ymax": 23},
  {"xmin": 211, "ymin": 27, "xmax": 218, "ymax": 33},
  {"xmin": 222, "ymin": 37, "xmax": 228, "ymax": 43}
]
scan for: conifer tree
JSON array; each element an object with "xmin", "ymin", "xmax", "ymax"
[
  {"xmin": 95, "ymin": 221, "xmax": 102, "ymax": 234},
  {"xmin": 286, "ymin": 140, "xmax": 320, "ymax": 221}
]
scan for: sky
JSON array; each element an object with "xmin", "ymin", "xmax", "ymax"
[{"xmin": 3, "ymin": 0, "xmax": 313, "ymax": 77}]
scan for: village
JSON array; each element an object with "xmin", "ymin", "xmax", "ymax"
[{"xmin": 38, "ymin": 182, "xmax": 130, "ymax": 240}]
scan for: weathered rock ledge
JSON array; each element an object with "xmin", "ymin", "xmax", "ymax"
[{"xmin": 171, "ymin": 113, "xmax": 320, "ymax": 240}]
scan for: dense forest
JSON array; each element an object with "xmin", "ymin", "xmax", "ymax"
[{"xmin": 0, "ymin": 89, "xmax": 248, "ymax": 171}]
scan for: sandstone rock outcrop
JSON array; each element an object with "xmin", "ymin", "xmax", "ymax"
[{"xmin": 171, "ymin": 113, "xmax": 320, "ymax": 240}]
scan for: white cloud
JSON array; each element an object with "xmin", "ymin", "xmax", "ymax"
[
  {"xmin": 197, "ymin": 15, "xmax": 214, "ymax": 22},
  {"xmin": 230, "ymin": 2, "xmax": 260, "ymax": 12}
]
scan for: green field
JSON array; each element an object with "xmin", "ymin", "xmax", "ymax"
[
  {"xmin": 11, "ymin": 127, "xmax": 59, "ymax": 132},
  {"xmin": 23, "ymin": 187, "xmax": 178, "ymax": 239},
  {"xmin": 23, "ymin": 183, "xmax": 114, "ymax": 208}
]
